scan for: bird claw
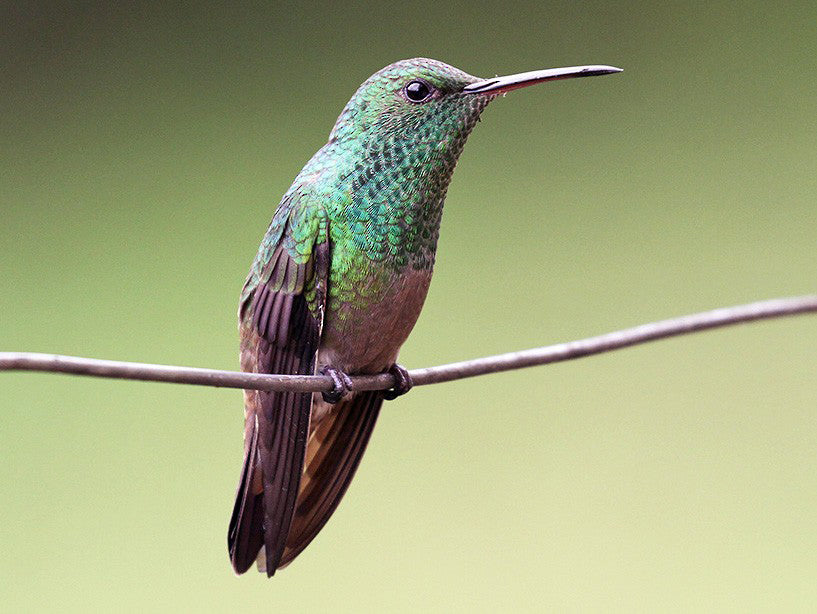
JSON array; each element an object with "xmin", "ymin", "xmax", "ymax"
[
  {"xmin": 321, "ymin": 366, "xmax": 353, "ymax": 404},
  {"xmin": 382, "ymin": 363, "xmax": 413, "ymax": 400}
]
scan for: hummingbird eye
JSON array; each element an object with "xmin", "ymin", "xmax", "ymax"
[{"xmin": 404, "ymin": 79, "xmax": 433, "ymax": 103}]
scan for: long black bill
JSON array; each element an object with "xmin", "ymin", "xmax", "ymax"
[{"xmin": 463, "ymin": 65, "xmax": 622, "ymax": 95}]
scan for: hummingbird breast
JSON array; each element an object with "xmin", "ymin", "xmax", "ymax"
[
  {"xmin": 307, "ymin": 107, "xmax": 477, "ymax": 373},
  {"xmin": 309, "ymin": 136, "xmax": 452, "ymax": 373},
  {"xmin": 318, "ymin": 258, "xmax": 433, "ymax": 373}
]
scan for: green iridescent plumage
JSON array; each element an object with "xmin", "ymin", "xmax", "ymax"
[
  {"xmin": 242, "ymin": 59, "xmax": 492, "ymax": 327},
  {"xmin": 229, "ymin": 57, "xmax": 621, "ymax": 576}
]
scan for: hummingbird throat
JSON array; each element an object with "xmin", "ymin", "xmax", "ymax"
[{"xmin": 336, "ymin": 93, "xmax": 494, "ymax": 272}]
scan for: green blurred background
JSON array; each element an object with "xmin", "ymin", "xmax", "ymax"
[{"xmin": 2, "ymin": 1, "xmax": 816, "ymax": 611}]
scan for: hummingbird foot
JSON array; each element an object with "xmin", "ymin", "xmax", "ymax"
[
  {"xmin": 320, "ymin": 366, "xmax": 354, "ymax": 404},
  {"xmin": 382, "ymin": 363, "xmax": 413, "ymax": 400}
]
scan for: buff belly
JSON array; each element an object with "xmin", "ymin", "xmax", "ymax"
[
  {"xmin": 318, "ymin": 266, "xmax": 433, "ymax": 372},
  {"xmin": 310, "ymin": 266, "xmax": 433, "ymax": 427}
]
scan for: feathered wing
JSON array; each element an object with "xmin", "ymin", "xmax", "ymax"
[
  {"xmin": 228, "ymin": 206, "xmax": 330, "ymax": 576},
  {"xmin": 227, "ymin": 411, "xmax": 264, "ymax": 573},
  {"xmin": 229, "ymin": 199, "xmax": 386, "ymax": 575}
]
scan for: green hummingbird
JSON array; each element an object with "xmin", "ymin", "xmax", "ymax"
[{"xmin": 228, "ymin": 58, "xmax": 621, "ymax": 576}]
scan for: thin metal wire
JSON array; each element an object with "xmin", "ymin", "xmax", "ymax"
[{"xmin": 1, "ymin": 295, "xmax": 815, "ymax": 393}]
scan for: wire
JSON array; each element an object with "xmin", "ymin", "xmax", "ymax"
[{"xmin": 1, "ymin": 295, "xmax": 815, "ymax": 394}]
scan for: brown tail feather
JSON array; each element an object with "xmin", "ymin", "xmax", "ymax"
[
  {"xmin": 279, "ymin": 391, "xmax": 383, "ymax": 567},
  {"xmin": 229, "ymin": 389, "xmax": 383, "ymax": 573}
]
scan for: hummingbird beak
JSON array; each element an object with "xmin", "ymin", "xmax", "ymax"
[{"xmin": 462, "ymin": 65, "xmax": 623, "ymax": 95}]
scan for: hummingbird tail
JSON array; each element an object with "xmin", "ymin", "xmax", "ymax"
[{"xmin": 278, "ymin": 390, "xmax": 383, "ymax": 567}]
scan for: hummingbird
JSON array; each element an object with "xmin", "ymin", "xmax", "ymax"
[{"xmin": 228, "ymin": 58, "xmax": 622, "ymax": 576}]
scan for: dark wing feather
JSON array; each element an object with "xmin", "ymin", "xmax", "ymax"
[
  {"xmin": 279, "ymin": 390, "xmax": 383, "ymax": 567},
  {"xmin": 226, "ymin": 414, "xmax": 263, "ymax": 573},
  {"xmin": 229, "ymin": 227, "xmax": 329, "ymax": 576}
]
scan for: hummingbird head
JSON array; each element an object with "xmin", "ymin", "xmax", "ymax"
[
  {"xmin": 328, "ymin": 57, "xmax": 622, "ymax": 150},
  {"xmin": 328, "ymin": 58, "xmax": 490, "ymax": 147}
]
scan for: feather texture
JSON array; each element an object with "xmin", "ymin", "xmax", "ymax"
[
  {"xmin": 280, "ymin": 391, "xmax": 383, "ymax": 567},
  {"xmin": 229, "ymin": 214, "xmax": 329, "ymax": 576}
]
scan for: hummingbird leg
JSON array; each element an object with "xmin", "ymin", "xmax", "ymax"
[
  {"xmin": 320, "ymin": 365, "xmax": 354, "ymax": 404},
  {"xmin": 382, "ymin": 363, "xmax": 413, "ymax": 401}
]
